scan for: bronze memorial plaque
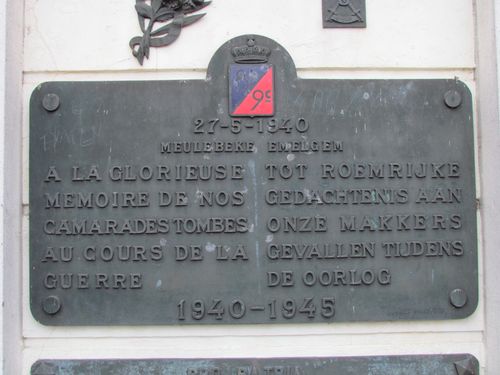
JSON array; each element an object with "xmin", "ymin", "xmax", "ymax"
[
  {"xmin": 31, "ymin": 354, "xmax": 480, "ymax": 375},
  {"xmin": 29, "ymin": 35, "xmax": 477, "ymax": 325}
]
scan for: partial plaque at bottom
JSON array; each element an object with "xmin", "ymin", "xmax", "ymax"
[{"xmin": 32, "ymin": 355, "xmax": 479, "ymax": 375}]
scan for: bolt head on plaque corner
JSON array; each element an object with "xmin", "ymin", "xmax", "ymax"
[
  {"xmin": 444, "ymin": 90, "xmax": 462, "ymax": 109},
  {"xmin": 42, "ymin": 93, "xmax": 60, "ymax": 112},
  {"xmin": 42, "ymin": 295, "xmax": 61, "ymax": 315},
  {"xmin": 449, "ymin": 288, "xmax": 468, "ymax": 309},
  {"xmin": 323, "ymin": 0, "xmax": 366, "ymax": 28}
]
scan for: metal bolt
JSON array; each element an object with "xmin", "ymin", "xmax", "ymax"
[
  {"xmin": 42, "ymin": 295, "xmax": 61, "ymax": 315},
  {"xmin": 444, "ymin": 90, "xmax": 462, "ymax": 109},
  {"xmin": 42, "ymin": 93, "xmax": 60, "ymax": 112},
  {"xmin": 450, "ymin": 288, "xmax": 467, "ymax": 308}
]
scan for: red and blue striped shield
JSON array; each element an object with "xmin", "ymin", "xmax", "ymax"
[{"xmin": 229, "ymin": 64, "xmax": 274, "ymax": 117}]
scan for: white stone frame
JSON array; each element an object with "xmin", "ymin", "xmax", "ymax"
[
  {"xmin": 477, "ymin": 0, "xmax": 500, "ymax": 373},
  {"xmin": 0, "ymin": 0, "xmax": 23, "ymax": 373},
  {"xmin": 0, "ymin": 0, "xmax": 499, "ymax": 373}
]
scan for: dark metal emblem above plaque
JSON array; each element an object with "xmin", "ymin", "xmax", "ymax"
[
  {"xmin": 129, "ymin": 0, "xmax": 211, "ymax": 65},
  {"xmin": 323, "ymin": 0, "xmax": 366, "ymax": 28},
  {"xmin": 29, "ymin": 35, "xmax": 477, "ymax": 326},
  {"xmin": 32, "ymin": 355, "xmax": 479, "ymax": 375}
]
